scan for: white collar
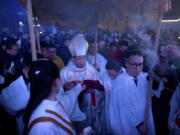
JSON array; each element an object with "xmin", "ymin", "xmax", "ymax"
[
  {"xmin": 124, "ymin": 71, "xmax": 141, "ymax": 80},
  {"xmin": 43, "ymin": 99, "xmax": 59, "ymax": 105},
  {"xmin": 69, "ymin": 60, "xmax": 87, "ymax": 72}
]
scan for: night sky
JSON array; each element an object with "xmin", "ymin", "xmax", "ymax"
[
  {"xmin": 0, "ymin": 0, "xmax": 179, "ymax": 31},
  {"xmin": 0, "ymin": 0, "xmax": 26, "ymax": 31}
]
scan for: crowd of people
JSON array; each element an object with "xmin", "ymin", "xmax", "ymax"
[{"xmin": 0, "ymin": 27, "xmax": 179, "ymax": 135}]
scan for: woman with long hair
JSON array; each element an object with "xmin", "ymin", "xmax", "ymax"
[{"xmin": 23, "ymin": 60, "xmax": 75, "ymax": 135}]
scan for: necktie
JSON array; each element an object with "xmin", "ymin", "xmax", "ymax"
[
  {"xmin": 91, "ymin": 91, "xmax": 96, "ymax": 107},
  {"xmin": 134, "ymin": 76, "xmax": 138, "ymax": 86}
]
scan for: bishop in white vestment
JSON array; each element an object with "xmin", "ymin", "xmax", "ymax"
[{"xmin": 57, "ymin": 34, "xmax": 105, "ymax": 134}]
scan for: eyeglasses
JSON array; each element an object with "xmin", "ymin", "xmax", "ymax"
[{"xmin": 128, "ymin": 62, "xmax": 143, "ymax": 68}]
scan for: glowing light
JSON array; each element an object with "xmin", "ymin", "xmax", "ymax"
[
  {"xmin": 37, "ymin": 24, "xmax": 40, "ymax": 27},
  {"xmin": 178, "ymin": 37, "xmax": 180, "ymax": 39},
  {"xmin": 19, "ymin": 21, "xmax": 23, "ymax": 26},
  {"xmin": 40, "ymin": 31, "xmax": 43, "ymax": 34},
  {"xmin": 161, "ymin": 19, "xmax": 180, "ymax": 23}
]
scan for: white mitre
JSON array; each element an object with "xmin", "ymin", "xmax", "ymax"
[{"xmin": 68, "ymin": 34, "xmax": 89, "ymax": 56}]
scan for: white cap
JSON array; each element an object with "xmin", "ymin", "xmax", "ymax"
[{"xmin": 68, "ymin": 34, "xmax": 89, "ymax": 56}]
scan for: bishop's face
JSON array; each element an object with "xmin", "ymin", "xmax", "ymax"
[
  {"xmin": 125, "ymin": 55, "xmax": 143, "ymax": 77},
  {"xmin": 73, "ymin": 55, "xmax": 86, "ymax": 68}
]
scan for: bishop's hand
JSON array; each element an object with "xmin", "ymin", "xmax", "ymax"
[{"xmin": 63, "ymin": 80, "xmax": 81, "ymax": 91}]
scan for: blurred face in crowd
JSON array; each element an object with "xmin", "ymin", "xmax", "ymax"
[
  {"xmin": 159, "ymin": 55, "xmax": 168, "ymax": 64},
  {"xmin": 48, "ymin": 47, "xmax": 57, "ymax": 59},
  {"xmin": 45, "ymin": 36, "xmax": 50, "ymax": 41},
  {"xmin": 6, "ymin": 45, "xmax": 18, "ymax": 56},
  {"xmin": 41, "ymin": 47, "xmax": 49, "ymax": 58},
  {"xmin": 103, "ymin": 34, "xmax": 108, "ymax": 40},
  {"xmin": 114, "ymin": 37, "xmax": 119, "ymax": 43},
  {"xmin": 126, "ymin": 55, "xmax": 143, "ymax": 76},
  {"xmin": 155, "ymin": 64, "xmax": 169, "ymax": 77},
  {"xmin": 98, "ymin": 40, "xmax": 105, "ymax": 50},
  {"xmin": 88, "ymin": 42, "xmax": 98, "ymax": 55},
  {"xmin": 1, "ymin": 44, "xmax": 6, "ymax": 51},
  {"xmin": 107, "ymin": 69, "xmax": 121, "ymax": 80},
  {"xmin": 73, "ymin": 55, "xmax": 86, "ymax": 68},
  {"xmin": 64, "ymin": 40, "xmax": 70, "ymax": 47},
  {"xmin": 22, "ymin": 33, "xmax": 28, "ymax": 39},
  {"xmin": 119, "ymin": 45, "xmax": 127, "ymax": 52},
  {"xmin": 111, "ymin": 45, "xmax": 117, "ymax": 51}
]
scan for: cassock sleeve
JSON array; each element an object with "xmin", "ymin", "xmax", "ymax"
[
  {"xmin": 0, "ymin": 76, "xmax": 30, "ymax": 115},
  {"xmin": 56, "ymin": 84, "xmax": 86, "ymax": 121},
  {"xmin": 60, "ymin": 69, "xmax": 66, "ymax": 85},
  {"xmin": 29, "ymin": 122, "xmax": 62, "ymax": 135}
]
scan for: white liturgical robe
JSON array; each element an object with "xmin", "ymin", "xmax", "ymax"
[
  {"xmin": 56, "ymin": 84, "xmax": 86, "ymax": 121},
  {"xmin": 58, "ymin": 60, "xmax": 104, "ymax": 134},
  {"xmin": 110, "ymin": 71, "xmax": 156, "ymax": 135},
  {"xmin": 28, "ymin": 99, "xmax": 75, "ymax": 135},
  {"xmin": 0, "ymin": 76, "xmax": 30, "ymax": 135},
  {"xmin": 60, "ymin": 60, "xmax": 99, "ymax": 85},
  {"xmin": 87, "ymin": 53, "xmax": 107, "ymax": 75},
  {"xmin": 100, "ymin": 71, "xmax": 114, "ymax": 134}
]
